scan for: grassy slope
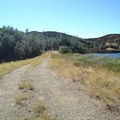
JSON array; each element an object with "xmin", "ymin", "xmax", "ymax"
[
  {"xmin": 0, "ymin": 53, "xmax": 48, "ymax": 78},
  {"xmin": 48, "ymin": 52, "xmax": 120, "ymax": 112}
]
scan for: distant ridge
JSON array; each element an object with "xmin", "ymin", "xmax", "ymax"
[
  {"xmin": 85, "ymin": 34, "xmax": 120, "ymax": 53},
  {"xmin": 87, "ymin": 34, "xmax": 120, "ymax": 41},
  {"xmin": 29, "ymin": 31, "xmax": 120, "ymax": 53}
]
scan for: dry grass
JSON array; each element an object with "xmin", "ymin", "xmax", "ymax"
[
  {"xmin": 0, "ymin": 60, "xmax": 31, "ymax": 79},
  {"xmin": 36, "ymin": 112, "xmax": 54, "ymax": 120},
  {"xmin": 32, "ymin": 100, "xmax": 46, "ymax": 115},
  {"xmin": 48, "ymin": 57, "xmax": 82, "ymax": 80},
  {"xmin": 32, "ymin": 99, "xmax": 55, "ymax": 120},
  {"xmin": 0, "ymin": 53, "xmax": 48, "ymax": 78},
  {"xmin": 39, "ymin": 112, "xmax": 54, "ymax": 120},
  {"xmin": 14, "ymin": 92, "xmax": 27, "ymax": 104},
  {"xmin": 48, "ymin": 53, "xmax": 120, "ymax": 111},
  {"xmin": 18, "ymin": 80, "xmax": 34, "ymax": 90},
  {"xmin": 31, "ymin": 53, "xmax": 48, "ymax": 68}
]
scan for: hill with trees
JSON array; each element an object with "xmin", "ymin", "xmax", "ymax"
[
  {"xmin": 0, "ymin": 25, "xmax": 120, "ymax": 62},
  {"xmin": 86, "ymin": 34, "xmax": 120, "ymax": 53},
  {"xmin": 0, "ymin": 26, "xmax": 88, "ymax": 62}
]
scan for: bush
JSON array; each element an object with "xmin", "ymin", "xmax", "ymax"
[{"xmin": 58, "ymin": 46, "xmax": 72, "ymax": 53}]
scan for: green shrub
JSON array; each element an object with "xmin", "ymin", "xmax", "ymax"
[{"xmin": 58, "ymin": 46, "xmax": 72, "ymax": 53}]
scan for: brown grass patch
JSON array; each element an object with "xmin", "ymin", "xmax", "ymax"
[
  {"xmin": 48, "ymin": 53, "xmax": 120, "ymax": 111},
  {"xmin": 14, "ymin": 92, "xmax": 27, "ymax": 104},
  {"xmin": 32, "ymin": 99, "xmax": 46, "ymax": 115},
  {"xmin": 18, "ymin": 80, "xmax": 34, "ymax": 91},
  {"xmin": 0, "ymin": 53, "xmax": 48, "ymax": 78}
]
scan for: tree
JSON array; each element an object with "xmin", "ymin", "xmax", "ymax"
[
  {"xmin": 77, "ymin": 43, "xmax": 86, "ymax": 53},
  {"xmin": 0, "ymin": 41, "xmax": 2, "ymax": 61},
  {"xmin": 14, "ymin": 41, "xmax": 25, "ymax": 60},
  {"xmin": 1, "ymin": 34, "xmax": 16, "ymax": 61},
  {"xmin": 51, "ymin": 40, "xmax": 58, "ymax": 50},
  {"xmin": 99, "ymin": 42, "xmax": 105, "ymax": 50},
  {"xmin": 25, "ymin": 29, "xmax": 29, "ymax": 33},
  {"xmin": 29, "ymin": 39, "xmax": 41, "ymax": 57}
]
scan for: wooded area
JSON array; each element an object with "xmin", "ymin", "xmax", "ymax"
[
  {"xmin": 0, "ymin": 26, "xmax": 87, "ymax": 62},
  {"xmin": 0, "ymin": 26, "xmax": 120, "ymax": 62}
]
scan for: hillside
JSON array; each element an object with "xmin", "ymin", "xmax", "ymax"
[
  {"xmin": 86, "ymin": 34, "xmax": 120, "ymax": 53},
  {"xmin": 0, "ymin": 26, "xmax": 120, "ymax": 62}
]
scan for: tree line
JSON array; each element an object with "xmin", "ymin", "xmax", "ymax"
[
  {"xmin": 0, "ymin": 26, "xmax": 88, "ymax": 62},
  {"xmin": 1, "ymin": 25, "xmax": 119, "ymax": 62}
]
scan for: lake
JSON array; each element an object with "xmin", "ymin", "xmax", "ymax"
[{"xmin": 95, "ymin": 53, "xmax": 120, "ymax": 58}]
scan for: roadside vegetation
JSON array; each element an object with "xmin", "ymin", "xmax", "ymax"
[
  {"xmin": 0, "ymin": 53, "xmax": 48, "ymax": 78},
  {"xmin": 49, "ymin": 52, "xmax": 120, "ymax": 112}
]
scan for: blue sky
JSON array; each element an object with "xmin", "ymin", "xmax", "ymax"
[{"xmin": 0, "ymin": 0, "xmax": 120, "ymax": 38}]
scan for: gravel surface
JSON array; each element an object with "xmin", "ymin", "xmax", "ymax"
[
  {"xmin": 0, "ymin": 65, "xmax": 30, "ymax": 120},
  {"xmin": 0, "ymin": 56, "xmax": 119, "ymax": 120}
]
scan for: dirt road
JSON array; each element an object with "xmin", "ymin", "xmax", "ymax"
[{"xmin": 0, "ymin": 56, "xmax": 118, "ymax": 120}]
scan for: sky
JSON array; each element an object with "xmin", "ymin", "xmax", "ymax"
[{"xmin": 0, "ymin": 0, "xmax": 120, "ymax": 38}]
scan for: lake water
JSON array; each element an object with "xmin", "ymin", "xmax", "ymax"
[{"xmin": 95, "ymin": 53, "xmax": 120, "ymax": 58}]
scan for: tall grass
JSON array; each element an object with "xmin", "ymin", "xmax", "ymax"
[
  {"xmin": 0, "ymin": 53, "xmax": 48, "ymax": 78},
  {"xmin": 48, "ymin": 53, "xmax": 120, "ymax": 111},
  {"xmin": 70, "ymin": 53, "xmax": 120, "ymax": 72}
]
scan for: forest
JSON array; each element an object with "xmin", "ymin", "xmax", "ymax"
[
  {"xmin": 0, "ymin": 25, "xmax": 120, "ymax": 62},
  {"xmin": 0, "ymin": 26, "xmax": 88, "ymax": 62}
]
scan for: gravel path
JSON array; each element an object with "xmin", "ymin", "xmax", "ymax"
[
  {"xmin": 29, "ymin": 56, "xmax": 118, "ymax": 120},
  {"xmin": 0, "ymin": 55, "xmax": 119, "ymax": 120},
  {"xmin": 0, "ymin": 65, "xmax": 29, "ymax": 120}
]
